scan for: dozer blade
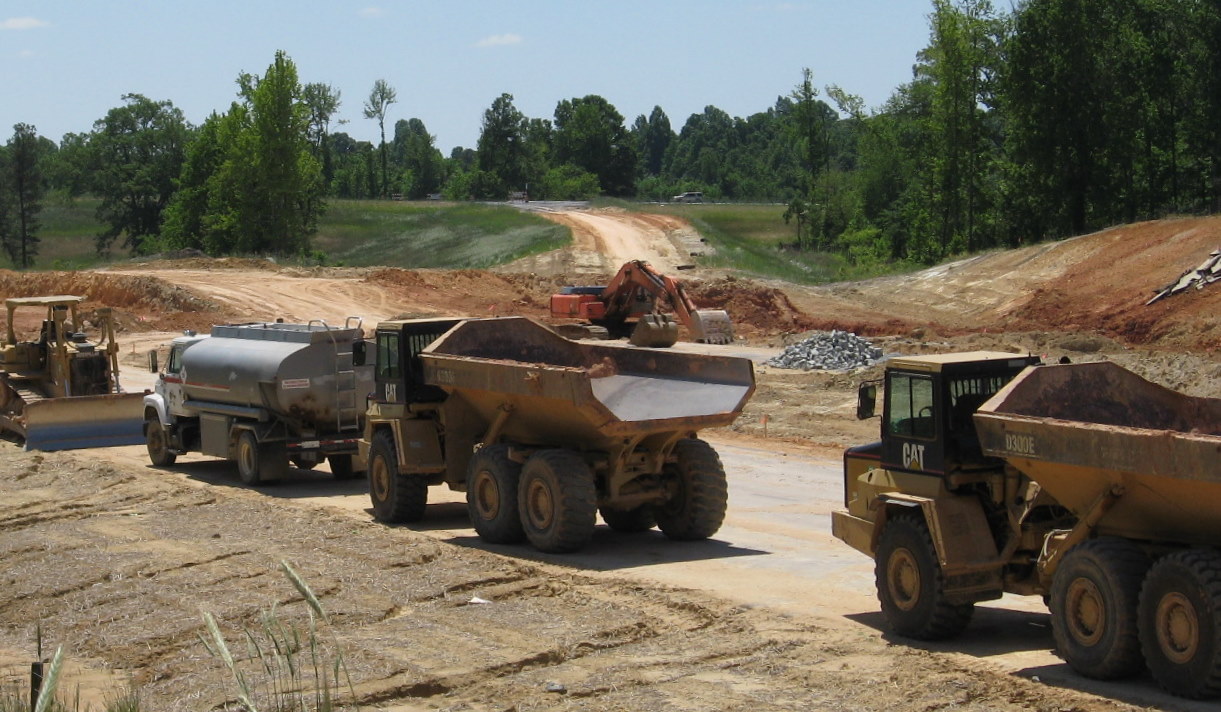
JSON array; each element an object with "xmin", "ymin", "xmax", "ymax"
[
  {"xmin": 630, "ymin": 314, "xmax": 680, "ymax": 348},
  {"xmin": 689, "ymin": 310, "xmax": 734, "ymax": 345},
  {"xmin": 22, "ymin": 393, "xmax": 147, "ymax": 451}
]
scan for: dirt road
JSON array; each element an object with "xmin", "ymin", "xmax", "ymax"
[{"xmin": 1, "ymin": 206, "xmax": 1218, "ymax": 710}]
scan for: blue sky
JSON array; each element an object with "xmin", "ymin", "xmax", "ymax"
[{"xmin": 2, "ymin": 1, "xmax": 935, "ymax": 153}]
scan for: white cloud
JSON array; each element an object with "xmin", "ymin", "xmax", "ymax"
[
  {"xmin": 1, "ymin": 17, "xmax": 49, "ymax": 30},
  {"xmin": 358, "ymin": 7, "xmax": 384, "ymax": 18},
  {"xmin": 18, "ymin": 49, "xmax": 34, "ymax": 58},
  {"xmin": 475, "ymin": 33, "xmax": 522, "ymax": 48}
]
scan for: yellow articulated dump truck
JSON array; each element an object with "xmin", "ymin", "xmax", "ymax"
[
  {"xmin": 833, "ymin": 352, "xmax": 1221, "ymax": 699},
  {"xmin": 360, "ymin": 316, "xmax": 755, "ymax": 554},
  {"xmin": 0, "ymin": 295, "xmax": 145, "ymax": 450}
]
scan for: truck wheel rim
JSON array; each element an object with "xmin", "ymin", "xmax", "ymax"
[
  {"xmin": 239, "ymin": 439, "xmax": 256, "ymax": 475},
  {"xmin": 525, "ymin": 479, "xmax": 554, "ymax": 530},
  {"xmin": 371, "ymin": 458, "xmax": 390, "ymax": 501},
  {"xmin": 1066, "ymin": 578, "xmax": 1105, "ymax": 646},
  {"xmin": 473, "ymin": 471, "xmax": 499, "ymax": 520},
  {"xmin": 887, "ymin": 548, "xmax": 921, "ymax": 612},
  {"xmin": 1155, "ymin": 592, "xmax": 1199, "ymax": 665}
]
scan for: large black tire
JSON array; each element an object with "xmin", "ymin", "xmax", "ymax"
[
  {"xmin": 599, "ymin": 505, "xmax": 656, "ymax": 533},
  {"xmin": 145, "ymin": 414, "xmax": 176, "ymax": 467},
  {"xmin": 1138, "ymin": 549, "xmax": 1221, "ymax": 699},
  {"xmin": 1049, "ymin": 537, "xmax": 1150, "ymax": 679},
  {"xmin": 875, "ymin": 513, "xmax": 974, "ymax": 640},
  {"xmin": 368, "ymin": 430, "xmax": 428, "ymax": 523},
  {"xmin": 466, "ymin": 445, "xmax": 526, "ymax": 544},
  {"xmin": 655, "ymin": 439, "xmax": 727, "ymax": 541},
  {"xmin": 328, "ymin": 454, "xmax": 361, "ymax": 480},
  {"xmin": 236, "ymin": 430, "xmax": 264, "ymax": 485},
  {"xmin": 518, "ymin": 449, "xmax": 597, "ymax": 553}
]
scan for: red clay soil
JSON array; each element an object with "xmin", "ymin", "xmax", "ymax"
[{"xmin": 1004, "ymin": 218, "xmax": 1220, "ymax": 351}]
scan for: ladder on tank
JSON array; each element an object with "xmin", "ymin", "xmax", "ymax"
[{"xmin": 315, "ymin": 317, "xmax": 363, "ymax": 435}]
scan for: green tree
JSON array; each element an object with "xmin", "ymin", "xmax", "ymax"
[
  {"xmin": 787, "ymin": 69, "xmax": 838, "ymax": 248},
  {"xmin": 922, "ymin": 0, "xmax": 1002, "ymax": 254},
  {"xmin": 363, "ymin": 79, "xmax": 397, "ymax": 197},
  {"xmin": 632, "ymin": 106, "xmax": 673, "ymax": 177},
  {"xmin": 392, "ymin": 118, "xmax": 443, "ymax": 198},
  {"xmin": 552, "ymin": 95, "xmax": 637, "ymax": 196},
  {"xmin": 88, "ymin": 94, "xmax": 189, "ymax": 255},
  {"xmin": 476, "ymin": 93, "xmax": 529, "ymax": 197},
  {"xmin": 160, "ymin": 110, "xmax": 241, "ymax": 251},
  {"xmin": 302, "ymin": 82, "xmax": 342, "ymax": 186},
  {"xmin": 45, "ymin": 132, "xmax": 91, "ymax": 198},
  {"xmin": 162, "ymin": 50, "xmax": 323, "ymax": 256},
  {"xmin": 4, "ymin": 123, "xmax": 44, "ymax": 268}
]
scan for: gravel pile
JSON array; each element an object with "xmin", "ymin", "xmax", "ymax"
[{"xmin": 766, "ymin": 330, "xmax": 883, "ymax": 370}]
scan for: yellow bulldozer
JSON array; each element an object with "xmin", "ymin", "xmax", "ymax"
[{"xmin": 0, "ymin": 295, "xmax": 145, "ymax": 450}]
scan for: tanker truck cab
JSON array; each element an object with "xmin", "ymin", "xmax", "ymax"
[
  {"xmin": 833, "ymin": 351, "xmax": 1041, "ymax": 638},
  {"xmin": 154, "ymin": 332, "xmax": 208, "ymax": 419}
]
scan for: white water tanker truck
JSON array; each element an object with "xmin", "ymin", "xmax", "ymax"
[{"xmin": 142, "ymin": 319, "xmax": 373, "ymax": 484}]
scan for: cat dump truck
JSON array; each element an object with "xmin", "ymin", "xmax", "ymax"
[
  {"xmin": 0, "ymin": 295, "xmax": 145, "ymax": 450},
  {"xmin": 832, "ymin": 353, "xmax": 1221, "ymax": 699},
  {"xmin": 360, "ymin": 316, "xmax": 755, "ymax": 553},
  {"xmin": 143, "ymin": 319, "xmax": 373, "ymax": 484}
]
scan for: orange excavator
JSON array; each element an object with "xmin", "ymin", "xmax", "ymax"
[{"xmin": 549, "ymin": 260, "xmax": 734, "ymax": 347}]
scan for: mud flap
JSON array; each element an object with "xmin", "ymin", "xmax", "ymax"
[
  {"xmin": 689, "ymin": 310, "xmax": 734, "ymax": 345},
  {"xmin": 22, "ymin": 393, "xmax": 147, "ymax": 451}
]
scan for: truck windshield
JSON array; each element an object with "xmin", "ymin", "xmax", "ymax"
[
  {"xmin": 376, "ymin": 332, "xmax": 400, "ymax": 381},
  {"xmin": 888, "ymin": 373, "xmax": 935, "ymax": 439}
]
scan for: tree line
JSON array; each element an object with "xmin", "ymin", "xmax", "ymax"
[{"xmin": 4, "ymin": 0, "xmax": 1220, "ymax": 268}]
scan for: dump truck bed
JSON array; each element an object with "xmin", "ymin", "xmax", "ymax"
[
  {"xmin": 975, "ymin": 361, "xmax": 1221, "ymax": 544},
  {"xmin": 420, "ymin": 317, "xmax": 754, "ymax": 447}
]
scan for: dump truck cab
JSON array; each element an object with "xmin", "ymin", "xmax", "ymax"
[
  {"xmin": 851, "ymin": 352, "xmax": 1041, "ymax": 481},
  {"xmin": 369, "ymin": 318, "xmax": 466, "ymax": 408},
  {"xmin": 833, "ymin": 351, "xmax": 1042, "ymax": 639}
]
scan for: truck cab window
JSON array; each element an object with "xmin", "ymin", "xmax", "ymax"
[
  {"xmin": 166, "ymin": 346, "xmax": 183, "ymax": 375},
  {"xmin": 887, "ymin": 373, "xmax": 935, "ymax": 439},
  {"xmin": 377, "ymin": 332, "xmax": 401, "ymax": 381}
]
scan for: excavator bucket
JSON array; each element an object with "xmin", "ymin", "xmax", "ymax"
[
  {"xmin": 21, "ymin": 392, "xmax": 146, "ymax": 451},
  {"xmin": 629, "ymin": 314, "xmax": 680, "ymax": 348},
  {"xmin": 689, "ymin": 309, "xmax": 734, "ymax": 345}
]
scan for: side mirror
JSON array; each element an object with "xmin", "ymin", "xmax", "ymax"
[
  {"xmin": 856, "ymin": 383, "xmax": 878, "ymax": 420},
  {"xmin": 148, "ymin": 349, "xmax": 159, "ymax": 373},
  {"xmin": 352, "ymin": 340, "xmax": 367, "ymax": 367}
]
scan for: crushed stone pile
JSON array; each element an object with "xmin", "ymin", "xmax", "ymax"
[{"xmin": 766, "ymin": 330, "xmax": 883, "ymax": 371}]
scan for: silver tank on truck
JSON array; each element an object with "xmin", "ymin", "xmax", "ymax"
[{"xmin": 180, "ymin": 321, "xmax": 373, "ymax": 431}]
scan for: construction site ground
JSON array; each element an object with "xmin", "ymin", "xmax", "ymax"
[{"xmin": 0, "ymin": 208, "xmax": 1217, "ymax": 711}]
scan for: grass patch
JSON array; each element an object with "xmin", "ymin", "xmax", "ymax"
[
  {"xmin": 619, "ymin": 200, "xmax": 917, "ymax": 284},
  {"xmin": 5, "ymin": 196, "xmax": 134, "ymax": 271},
  {"xmin": 313, "ymin": 200, "xmax": 569, "ymax": 268},
  {"xmin": 5, "ymin": 199, "xmax": 569, "ymax": 271}
]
